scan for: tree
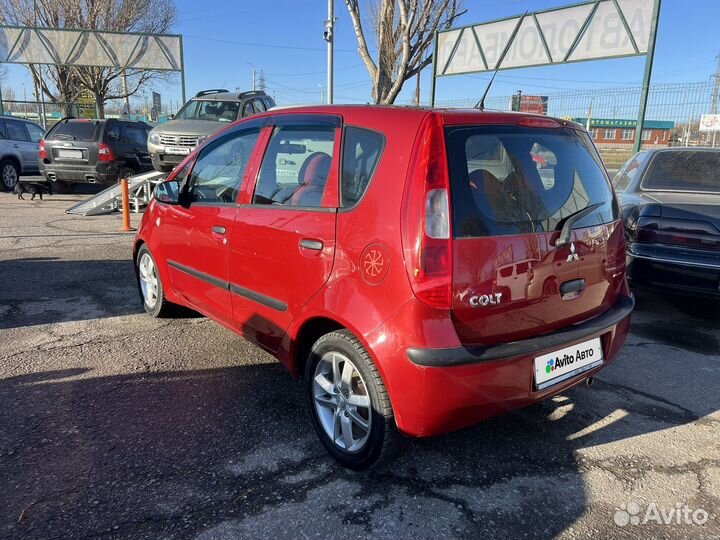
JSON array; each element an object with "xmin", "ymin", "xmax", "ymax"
[
  {"xmin": 0, "ymin": 0, "xmax": 177, "ymax": 117},
  {"xmin": 345, "ymin": 0, "xmax": 464, "ymax": 104}
]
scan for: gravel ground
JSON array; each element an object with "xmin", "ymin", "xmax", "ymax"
[{"xmin": 0, "ymin": 188, "xmax": 718, "ymax": 540}]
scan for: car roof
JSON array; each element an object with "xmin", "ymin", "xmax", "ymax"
[
  {"xmin": 247, "ymin": 104, "xmax": 581, "ymax": 128},
  {"xmin": 2, "ymin": 116, "xmax": 42, "ymax": 126},
  {"xmin": 640, "ymin": 146, "xmax": 720, "ymax": 154},
  {"xmin": 194, "ymin": 91, "xmax": 270, "ymax": 102}
]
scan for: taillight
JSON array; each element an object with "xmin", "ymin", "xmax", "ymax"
[
  {"xmin": 98, "ymin": 143, "xmax": 115, "ymax": 162},
  {"xmin": 517, "ymin": 117, "xmax": 560, "ymax": 129},
  {"xmin": 636, "ymin": 216, "xmax": 719, "ymax": 248},
  {"xmin": 402, "ymin": 113, "xmax": 453, "ymax": 309},
  {"xmin": 39, "ymin": 140, "xmax": 46, "ymax": 160}
]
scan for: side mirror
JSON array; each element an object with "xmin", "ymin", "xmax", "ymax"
[
  {"xmin": 168, "ymin": 114, "xmax": 175, "ymax": 120},
  {"xmin": 154, "ymin": 180, "xmax": 180, "ymax": 204}
]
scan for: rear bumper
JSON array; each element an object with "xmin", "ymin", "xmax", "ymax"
[
  {"xmin": 627, "ymin": 245, "xmax": 720, "ymax": 297},
  {"xmin": 40, "ymin": 163, "xmax": 119, "ymax": 184},
  {"xmin": 367, "ymin": 295, "xmax": 633, "ymax": 437},
  {"xmin": 407, "ymin": 295, "xmax": 634, "ymax": 367}
]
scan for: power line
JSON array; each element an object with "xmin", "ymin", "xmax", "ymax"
[{"xmin": 184, "ymin": 34, "xmax": 357, "ymax": 53}]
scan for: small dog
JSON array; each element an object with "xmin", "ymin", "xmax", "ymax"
[{"xmin": 15, "ymin": 181, "xmax": 53, "ymax": 201}]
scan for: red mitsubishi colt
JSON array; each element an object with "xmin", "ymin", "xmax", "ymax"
[{"xmin": 134, "ymin": 105, "xmax": 633, "ymax": 469}]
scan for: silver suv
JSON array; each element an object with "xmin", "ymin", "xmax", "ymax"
[
  {"xmin": 147, "ymin": 89, "xmax": 275, "ymax": 172},
  {"xmin": 0, "ymin": 117, "xmax": 44, "ymax": 191}
]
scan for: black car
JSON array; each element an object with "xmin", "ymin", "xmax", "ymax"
[
  {"xmin": 613, "ymin": 147, "xmax": 720, "ymax": 297},
  {"xmin": 39, "ymin": 118, "xmax": 153, "ymax": 193}
]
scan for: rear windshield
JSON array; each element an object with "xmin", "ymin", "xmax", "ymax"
[
  {"xmin": 48, "ymin": 121, "xmax": 101, "ymax": 142},
  {"xmin": 642, "ymin": 151, "xmax": 720, "ymax": 193},
  {"xmin": 445, "ymin": 125, "xmax": 617, "ymax": 238}
]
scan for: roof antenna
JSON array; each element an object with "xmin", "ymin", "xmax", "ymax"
[{"xmin": 475, "ymin": 11, "xmax": 528, "ymax": 110}]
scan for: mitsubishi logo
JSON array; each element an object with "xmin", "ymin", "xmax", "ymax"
[{"xmin": 566, "ymin": 242, "xmax": 579, "ymax": 263}]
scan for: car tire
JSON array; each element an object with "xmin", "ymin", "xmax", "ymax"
[
  {"xmin": 53, "ymin": 181, "xmax": 76, "ymax": 194},
  {"xmin": 305, "ymin": 330, "xmax": 401, "ymax": 470},
  {"xmin": 0, "ymin": 159, "xmax": 19, "ymax": 192},
  {"xmin": 119, "ymin": 167, "xmax": 136, "ymax": 182},
  {"xmin": 135, "ymin": 245, "xmax": 180, "ymax": 318}
]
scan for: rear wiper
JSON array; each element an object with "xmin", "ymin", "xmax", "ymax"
[{"xmin": 554, "ymin": 202, "xmax": 604, "ymax": 247}]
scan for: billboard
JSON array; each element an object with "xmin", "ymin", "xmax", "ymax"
[
  {"xmin": 0, "ymin": 26, "xmax": 181, "ymax": 71},
  {"xmin": 436, "ymin": 0, "xmax": 654, "ymax": 77},
  {"xmin": 511, "ymin": 94, "xmax": 548, "ymax": 114},
  {"xmin": 699, "ymin": 114, "xmax": 720, "ymax": 132}
]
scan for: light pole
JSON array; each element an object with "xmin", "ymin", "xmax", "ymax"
[
  {"xmin": 246, "ymin": 62, "xmax": 256, "ymax": 91},
  {"xmin": 323, "ymin": 0, "xmax": 335, "ymax": 104}
]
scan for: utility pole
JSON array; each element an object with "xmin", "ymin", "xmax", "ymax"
[
  {"xmin": 122, "ymin": 70, "xmax": 131, "ymax": 118},
  {"xmin": 711, "ymin": 54, "xmax": 720, "ymax": 115},
  {"xmin": 324, "ymin": 0, "xmax": 335, "ymax": 104},
  {"xmin": 415, "ymin": 70, "xmax": 421, "ymax": 106},
  {"xmin": 252, "ymin": 68, "xmax": 256, "ymax": 91}
]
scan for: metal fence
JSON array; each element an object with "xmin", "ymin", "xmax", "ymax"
[
  {"xmin": 0, "ymin": 99, "xmax": 180, "ymax": 128},
  {"xmin": 438, "ymin": 81, "xmax": 718, "ymax": 170}
]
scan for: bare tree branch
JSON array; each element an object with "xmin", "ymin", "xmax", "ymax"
[
  {"xmin": 345, "ymin": 0, "xmax": 463, "ymax": 104},
  {"xmin": 0, "ymin": 0, "xmax": 177, "ymax": 117}
]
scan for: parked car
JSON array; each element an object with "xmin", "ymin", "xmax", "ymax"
[
  {"xmin": 39, "ymin": 118, "xmax": 153, "ymax": 193},
  {"xmin": 0, "ymin": 116, "xmax": 45, "ymax": 191},
  {"xmin": 147, "ymin": 89, "xmax": 275, "ymax": 172},
  {"xmin": 614, "ymin": 147, "xmax": 720, "ymax": 297},
  {"xmin": 134, "ymin": 106, "xmax": 633, "ymax": 469}
]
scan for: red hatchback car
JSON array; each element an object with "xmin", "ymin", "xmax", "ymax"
[{"xmin": 134, "ymin": 106, "xmax": 633, "ymax": 469}]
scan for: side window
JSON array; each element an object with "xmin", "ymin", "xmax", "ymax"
[
  {"xmin": 6, "ymin": 120, "xmax": 29, "ymax": 142},
  {"xmin": 264, "ymin": 98, "xmax": 275, "ymax": 110},
  {"xmin": 25, "ymin": 123, "xmax": 45, "ymax": 143},
  {"xmin": 0, "ymin": 120, "xmax": 6, "ymax": 139},
  {"xmin": 106, "ymin": 123, "xmax": 121, "ymax": 143},
  {"xmin": 253, "ymin": 99, "xmax": 266, "ymax": 112},
  {"xmin": 613, "ymin": 151, "xmax": 647, "ymax": 192},
  {"xmin": 242, "ymin": 101, "xmax": 255, "ymax": 118},
  {"xmin": 253, "ymin": 125, "xmax": 335, "ymax": 208},
  {"xmin": 188, "ymin": 129, "xmax": 260, "ymax": 204},
  {"xmin": 125, "ymin": 126, "xmax": 147, "ymax": 146},
  {"xmin": 341, "ymin": 127, "xmax": 384, "ymax": 207}
]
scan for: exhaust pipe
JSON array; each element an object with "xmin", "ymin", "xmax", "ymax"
[{"xmin": 585, "ymin": 376, "xmax": 595, "ymax": 388}]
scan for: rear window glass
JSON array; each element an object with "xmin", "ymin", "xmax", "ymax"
[
  {"xmin": 49, "ymin": 121, "xmax": 101, "ymax": 142},
  {"xmin": 445, "ymin": 125, "xmax": 617, "ymax": 238},
  {"xmin": 642, "ymin": 151, "xmax": 720, "ymax": 193}
]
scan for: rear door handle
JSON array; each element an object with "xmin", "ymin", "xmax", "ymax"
[
  {"xmin": 212, "ymin": 225, "xmax": 226, "ymax": 235},
  {"xmin": 559, "ymin": 278, "xmax": 586, "ymax": 295},
  {"xmin": 299, "ymin": 238, "xmax": 323, "ymax": 250}
]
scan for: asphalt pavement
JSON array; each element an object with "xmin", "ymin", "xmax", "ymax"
[{"xmin": 0, "ymin": 188, "xmax": 718, "ymax": 540}]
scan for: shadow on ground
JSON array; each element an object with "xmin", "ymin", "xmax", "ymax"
[
  {"xmin": 0, "ymin": 257, "xmax": 142, "ymax": 329},
  {"xmin": 1, "ymin": 291, "xmax": 718, "ymax": 539}
]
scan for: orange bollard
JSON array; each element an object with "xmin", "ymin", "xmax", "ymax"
[{"xmin": 120, "ymin": 177, "xmax": 136, "ymax": 232}]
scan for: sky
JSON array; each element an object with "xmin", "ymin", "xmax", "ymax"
[{"xmin": 2, "ymin": 0, "xmax": 720, "ymax": 110}]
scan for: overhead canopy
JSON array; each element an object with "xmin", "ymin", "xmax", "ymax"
[
  {"xmin": 436, "ymin": 0, "xmax": 654, "ymax": 77},
  {"xmin": 0, "ymin": 26, "xmax": 182, "ymax": 71}
]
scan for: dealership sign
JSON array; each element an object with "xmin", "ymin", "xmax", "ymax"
[
  {"xmin": 436, "ymin": 0, "xmax": 654, "ymax": 76},
  {"xmin": 0, "ymin": 26, "xmax": 182, "ymax": 71},
  {"xmin": 699, "ymin": 114, "xmax": 720, "ymax": 132}
]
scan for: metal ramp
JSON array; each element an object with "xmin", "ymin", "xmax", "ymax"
[{"xmin": 65, "ymin": 171, "xmax": 166, "ymax": 216}]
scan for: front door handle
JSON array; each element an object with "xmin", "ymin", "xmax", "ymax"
[
  {"xmin": 212, "ymin": 225, "xmax": 226, "ymax": 235},
  {"xmin": 299, "ymin": 238, "xmax": 323, "ymax": 250}
]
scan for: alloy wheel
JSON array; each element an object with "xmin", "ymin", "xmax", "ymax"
[
  {"xmin": 313, "ymin": 351, "xmax": 372, "ymax": 453},
  {"xmin": 2, "ymin": 164, "xmax": 18, "ymax": 190},
  {"xmin": 138, "ymin": 253, "xmax": 159, "ymax": 309}
]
